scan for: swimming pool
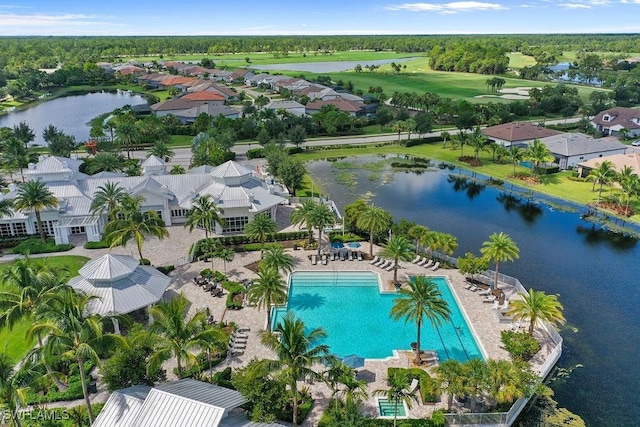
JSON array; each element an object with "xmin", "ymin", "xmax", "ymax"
[{"xmin": 271, "ymin": 271, "xmax": 482, "ymax": 361}]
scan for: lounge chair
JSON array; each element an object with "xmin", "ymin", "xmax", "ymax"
[
  {"xmin": 403, "ymin": 378, "xmax": 420, "ymax": 394},
  {"xmin": 237, "ymin": 327, "xmax": 250, "ymax": 332},
  {"xmin": 482, "ymin": 295, "xmax": 496, "ymax": 303},
  {"xmin": 370, "ymin": 256, "xmax": 380, "ymax": 265},
  {"xmin": 423, "ymin": 259, "xmax": 434, "ymax": 268},
  {"xmin": 464, "ymin": 282, "xmax": 476, "ymax": 291},
  {"xmin": 511, "ymin": 321, "xmax": 521, "ymax": 331},
  {"xmin": 348, "ymin": 251, "xmax": 353, "ymax": 261},
  {"xmin": 411, "ymin": 255, "xmax": 421, "ymax": 264},
  {"xmin": 357, "ymin": 252, "xmax": 363, "ymax": 261},
  {"xmin": 340, "ymin": 251, "xmax": 346, "ymax": 261},
  {"xmin": 381, "ymin": 261, "xmax": 392, "ymax": 270},
  {"xmin": 311, "ymin": 254, "xmax": 317, "ymax": 265},
  {"xmin": 431, "ymin": 261, "xmax": 440, "ymax": 271},
  {"xmin": 374, "ymin": 258, "xmax": 386, "ymax": 266},
  {"xmin": 478, "ymin": 289, "xmax": 492, "ymax": 296},
  {"xmin": 330, "ymin": 252, "xmax": 336, "ymax": 261},
  {"xmin": 415, "ymin": 257, "xmax": 426, "ymax": 266},
  {"xmin": 385, "ymin": 262, "xmax": 396, "ymax": 272},
  {"xmin": 322, "ymin": 255, "xmax": 328, "ymax": 265}
]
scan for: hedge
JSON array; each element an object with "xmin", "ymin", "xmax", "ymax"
[
  {"xmin": 157, "ymin": 265, "xmax": 175, "ymax": 275},
  {"xmin": 194, "ymin": 231, "xmax": 309, "ymax": 258},
  {"xmin": 246, "ymin": 148, "xmax": 265, "ymax": 159},
  {"xmin": 222, "ymin": 281, "xmax": 244, "ymax": 310},
  {"xmin": 328, "ymin": 231, "xmax": 366, "ymax": 243},
  {"xmin": 242, "ymin": 242, "xmax": 283, "ymax": 252},
  {"xmin": 84, "ymin": 240, "xmax": 111, "ymax": 249},
  {"xmin": 10, "ymin": 238, "xmax": 74, "ymax": 255},
  {"xmin": 388, "ymin": 367, "xmax": 440, "ymax": 404},
  {"xmin": 401, "ymin": 136, "xmax": 444, "ymax": 147},
  {"xmin": 0, "ymin": 236, "xmax": 30, "ymax": 249}
]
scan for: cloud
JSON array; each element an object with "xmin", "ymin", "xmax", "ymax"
[
  {"xmin": 557, "ymin": 0, "xmax": 611, "ymax": 8},
  {"xmin": 384, "ymin": 1, "xmax": 507, "ymax": 14},
  {"xmin": 0, "ymin": 13, "xmax": 105, "ymax": 27}
]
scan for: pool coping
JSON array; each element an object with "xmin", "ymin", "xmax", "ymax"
[{"xmin": 375, "ymin": 396, "xmax": 410, "ymax": 419}]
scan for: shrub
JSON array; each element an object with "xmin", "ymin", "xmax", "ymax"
[
  {"xmin": 402, "ymin": 136, "xmax": 443, "ymax": 147},
  {"xmin": 10, "ymin": 238, "xmax": 74, "ymax": 255},
  {"xmin": 328, "ymin": 232, "xmax": 365, "ymax": 243},
  {"xmin": 0, "ymin": 236, "xmax": 31, "ymax": 249},
  {"xmin": 223, "ymin": 281, "xmax": 244, "ymax": 309},
  {"xmin": 246, "ymin": 148, "xmax": 266, "ymax": 159},
  {"xmin": 211, "ymin": 367, "xmax": 234, "ymax": 389},
  {"xmin": 388, "ymin": 367, "xmax": 438, "ymax": 404},
  {"xmin": 139, "ymin": 258, "xmax": 151, "ymax": 265},
  {"xmin": 501, "ymin": 330, "xmax": 540, "ymax": 361},
  {"xmin": 174, "ymin": 352, "xmax": 226, "ymax": 378},
  {"xmin": 156, "ymin": 265, "xmax": 175, "ymax": 275},
  {"xmin": 84, "ymin": 240, "xmax": 111, "ymax": 249},
  {"xmin": 242, "ymin": 242, "xmax": 282, "ymax": 252}
]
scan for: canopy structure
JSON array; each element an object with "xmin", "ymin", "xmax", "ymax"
[{"xmin": 68, "ymin": 254, "xmax": 170, "ymax": 323}]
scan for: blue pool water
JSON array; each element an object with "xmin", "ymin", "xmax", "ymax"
[
  {"xmin": 378, "ymin": 398, "xmax": 407, "ymax": 417},
  {"xmin": 271, "ymin": 271, "xmax": 482, "ymax": 361},
  {"xmin": 331, "ymin": 242, "xmax": 345, "ymax": 249}
]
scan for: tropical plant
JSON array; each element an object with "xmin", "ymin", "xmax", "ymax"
[
  {"xmin": 464, "ymin": 358, "xmax": 489, "ymax": 412},
  {"xmin": 390, "ymin": 275, "xmax": 451, "ymax": 365},
  {"xmin": 435, "ymin": 359, "xmax": 467, "ymax": 411},
  {"xmin": 507, "ymin": 289, "xmax": 566, "ymax": 335},
  {"xmin": 480, "ymin": 232, "xmax": 520, "ymax": 291},
  {"xmin": 526, "ymin": 139, "xmax": 554, "ymax": 176},
  {"xmin": 486, "ymin": 359, "xmax": 536, "ymax": 405},
  {"xmin": 247, "ymin": 267, "xmax": 287, "ymax": 327},
  {"xmin": 28, "ymin": 288, "xmax": 124, "ymax": 424},
  {"xmin": 356, "ymin": 204, "xmax": 391, "ymax": 257},
  {"xmin": 323, "ymin": 360, "xmax": 368, "ymax": 410},
  {"xmin": 184, "ymin": 195, "xmax": 225, "ymax": 239},
  {"xmin": 290, "ymin": 199, "xmax": 318, "ymax": 244},
  {"xmin": 0, "ymin": 199, "xmax": 13, "ymax": 218},
  {"xmin": 309, "ymin": 202, "xmax": 335, "ymax": 254},
  {"xmin": 259, "ymin": 312, "xmax": 333, "ymax": 425},
  {"xmin": 88, "ymin": 152, "xmax": 124, "ymax": 174},
  {"xmin": 13, "ymin": 181, "xmax": 58, "ymax": 243},
  {"xmin": 89, "ymin": 181, "xmax": 127, "ymax": 220},
  {"xmin": 260, "ymin": 245, "xmax": 295, "ymax": 274},
  {"xmin": 407, "ymin": 224, "xmax": 429, "ymax": 253},
  {"xmin": 147, "ymin": 294, "xmax": 226, "ymax": 379},
  {"xmin": 374, "ymin": 369, "xmax": 419, "ymax": 427},
  {"xmin": 213, "ymin": 247, "xmax": 235, "ymax": 275},
  {"xmin": 378, "ymin": 235, "xmax": 413, "ymax": 284},
  {"xmin": 507, "ymin": 147, "xmax": 525, "ymax": 175},
  {"xmin": 103, "ymin": 194, "xmax": 169, "ymax": 261},
  {"xmin": 148, "ymin": 140, "xmax": 175, "ymax": 161},
  {"xmin": 244, "ymin": 213, "xmax": 278, "ymax": 259},
  {"xmin": 0, "ymin": 352, "xmax": 34, "ymax": 427},
  {"xmin": 586, "ymin": 160, "xmax": 615, "ymax": 201}
]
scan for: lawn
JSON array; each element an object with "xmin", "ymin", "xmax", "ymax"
[
  {"xmin": 0, "ymin": 255, "xmax": 90, "ymax": 363},
  {"xmin": 507, "ymin": 52, "xmax": 537, "ymax": 69}
]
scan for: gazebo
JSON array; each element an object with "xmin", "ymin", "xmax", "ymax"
[{"xmin": 67, "ymin": 254, "xmax": 171, "ymax": 333}]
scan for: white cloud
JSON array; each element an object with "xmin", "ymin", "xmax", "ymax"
[
  {"xmin": 0, "ymin": 13, "xmax": 105, "ymax": 27},
  {"xmin": 559, "ymin": 3, "xmax": 591, "ymax": 7},
  {"xmin": 384, "ymin": 1, "xmax": 507, "ymax": 14},
  {"xmin": 557, "ymin": 0, "xmax": 612, "ymax": 8}
]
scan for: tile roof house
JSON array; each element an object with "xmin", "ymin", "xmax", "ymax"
[
  {"xmin": 482, "ymin": 122, "xmax": 564, "ymax": 147},
  {"xmin": 538, "ymin": 133, "xmax": 628, "ymax": 170},
  {"xmin": 93, "ymin": 379, "xmax": 286, "ymax": 427},
  {"xmin": 590, "ymin": 107, "xmax": 640, "ymax": 137},
  {"xmin": 577, "ymin": 152, "xmax": 640, "ymax": 177},
  {"xmin": 264, "ymin": 100, "xmax": 306, "ymax": 117},
  {"xmin": 0, "ymin": 158, "xmax": 286, "ymax": 245},
  {"xmin": 305, "ymin": 98, "xmax": 366, "ymax": 116}
]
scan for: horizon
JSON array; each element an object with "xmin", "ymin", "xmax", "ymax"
[{"xmin": 3, "ymin": 1, "xmax": 640, "ymax": 36}]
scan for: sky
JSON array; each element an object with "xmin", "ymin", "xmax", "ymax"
[{"xmin": 1, "ymin": 0, "xmax": 640, "ymax": 36}]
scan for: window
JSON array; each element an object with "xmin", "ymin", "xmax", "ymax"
[
  {"xmin": 12, "ymin": 223, "xmax": 27, "ymax": 236},
  {"xmin": 603, "ymin": 115, "xmax": 611, "ymax": 122},
  {"xmin": 171, "ymin": 209, "xmax": 187, "ymax": 218},
  {"xmin": 222, "ymin": 216, "xmax": 248, "ymax": 233},
  {"xmin": 70, "ymin": 226, "xmax": 86, "ymax": 234},
  {"xmin": 0, "ymin": 223, "xmax": 11, "ymax": 237},
  {"xmin": 33, "ymin": 220, "xmax": 56, "ymax": 236}
]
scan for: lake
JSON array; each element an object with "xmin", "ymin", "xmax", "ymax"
[
  {"xmin": 0, "ymin": 90, "xmax": 147, "ymax": 146},
  {"xmin": 308, "ymin": 155, "xmax": 640, "ymax": 427},
  {"xmin": 250, "ymin": 57, "xmax": 419, "ymax": 73}
]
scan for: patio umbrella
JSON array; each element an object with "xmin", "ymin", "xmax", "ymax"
[
  {"xmin": 342, "ymin": 354, "xmax": 365, "ymax": 369},
  {"xmin": 347, "ymin": 242, "xmax": 362, "ymax": 248}
]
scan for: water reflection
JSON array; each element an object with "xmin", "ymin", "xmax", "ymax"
[
  {"xmin": 447, "ymin": 175, "xmax": 486, "ymax": 200},
  {"xmin": 496, "ymin": 192, "xmax": 544, "ymax": 224},
  {"xmin": 576, "ymin": 224, "xmax": 638, "ymax": 250}
]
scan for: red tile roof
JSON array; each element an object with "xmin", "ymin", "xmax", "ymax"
[
  {"xmin": 181, "ymin": 91, "xmax": 225, "ymax": 102},
  {"xmin": 306, "ymin": 98, "xmax": 364, "ymax": 113},
  {"xmin": 482, "ymin": 122, "xmax": 563, "ymax": 142}
]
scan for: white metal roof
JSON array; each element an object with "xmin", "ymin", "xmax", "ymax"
[
  {"xmin": 79, "ymin": 254, "xmax": 140, "ymax": 281},
  {"xmin": 93, "ymin": 385, "xmax": 151, "ymax": 427}
]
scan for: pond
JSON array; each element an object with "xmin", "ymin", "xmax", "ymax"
[
  {"xmin": 250, "ymin": 57, "xmax": 419, "ymax": 73},
  {"xmin": 307, "ymin": 155, "xmax": 640, "ymax": 427},
  {"xmin": 0, "ymin": 90, "xmax": 147, "ymax": 146}
]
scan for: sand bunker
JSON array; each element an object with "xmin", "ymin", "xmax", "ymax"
[{"xmin": 474, "ymin": 86, "xmax": 541, "ymax": 100}]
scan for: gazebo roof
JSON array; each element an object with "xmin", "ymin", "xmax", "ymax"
[{"xmin": 79, "ymin": 254, "xmax": 141, "ymax": 282}]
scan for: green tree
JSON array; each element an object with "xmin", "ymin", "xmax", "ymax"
[
  {"xmin": 290, "ymin": 199, "xmax": 318, "ymax": 244},
  {"xmin": 170, "ymin": 165, "xmax": 186, "ymax": 175},
  {"xmin": 90, "ymin": 181, "xmax": 127, "ymax": 220},
  {"xmin": 486, "ymin": 359, "xmax": 535, "ymax": 405},
  {"xmin": 457, "ymin": 252, "xmax": 489, "ymax": 282},
  {"xmin": 356, "ymin": 204, "xmax": 391, "ymax": 257},
  {"xmin": 586, "ymin": 160, "xmax": 615, "ymax": 202},
  {"xmin": 526, "ymin": 139, "xmax": 554, "ymax": 176},
  {"xmin": 12, "ymin": 121, "xmax": 35, "ymax": 149},
  {"xmin": 87, "ymin": 152, "xmax": 123, "ymax": 174},
  {"xmin": 214, "ymin": 247, "xmax": 235, "ymax": 275},
  {"xmin": 374, "ymin": 369, "xmax": 419, "ymax": 427},
  {"xmin": 148, "ymin": 294, "xmax": 225, "ymax": 379},
  {"xmin": 435, "ymin": 359, "xmax": 467, "ymax": 411},
  {"xmin": 390, "ymin": 275, "xmax": 451, "ymax": 365},
  {"xmin": 184, "ymin": 195, "xmax": 225, "ymax": 239},
  {"xmin": 507, "ymin": 289, "xmax": 566, "ymax": 335},
  {"xmin": 259, "ymin": 312, "xmax": 332, "ymax": 425},
  {"xmin": 260, "ymin": 245, "xmax": 295, "ymax": 274},
  {"xmin": 115, "ymin": 121, "xmax": 139, "ymax": 159},
  {"xmin": 376, "ymin": 106, "xmax": 394, "ymax": 131},
  {"xmin": 0, "ymin": 200, "xmax": 13, "ymax": 219},
  {"xmin": 104, "ymin": 195, "xmax": 169, "ymax": 261},
  {"xmin": 247, "ymin": 267, "xmax": 287, "ymax": 327},
  {"xmin": 378, "ymin": 235, "xmax": 413, "ymax": 284},
  {"xmin": 309, "ymin": 202, "xmax": 335, "ymax": 255},
  {"xmin": 480, "ymin": 232, "xmax": 520, "ymax": 291},
  {"xmin": 278, "ymin": 158, "xmax": 306, "ymax": 195},
  {"xmin": 28, "ymin": 288, "xmax": 124, "ymax": 424},
  {"xmin": 13, "ymin": 181, "xmax": 58, "ymax": 243},
  {"xmin": 0, "ymin": 352, "xmax": 32, "ymax": 427},
  {"xmin": 148, "ymin": 140, "xmax": 175, "ymax": 161},
  {"xmin": 244, "ymin": 213, "xmax": 278, "ymax": 259},
  {"xmin": 507, "ymin": 146, "xmax": 525, "ymax": 175}
]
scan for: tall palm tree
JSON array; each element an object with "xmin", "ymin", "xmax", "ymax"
[
  {"xmin": 309, "ymin": 203, "xmax": 335, "ymax": 255},
  {"xmin": 0, "ymin": 352, "xmax": 33, "ymax": 427},
  {"xmin": 374, "ymin": 369, "xmax": 419, "ymax": 427},
  {"xmin": 290, "ymin": 199, "xmax": 317, "ymax": 244},
  {"xmin": 408, "ymin": 224, "xmax": 430, "ymax": 253},
  {"xmin": 214, "ymin": 247, "xmax": 235, "ymax": 275},
  {"xmin": 486, "ymin": 359, "xmax": 534, "ymax": 405},
  {"xmin": 13, "ymin": 181, "xmax": 58, "ymax": 243},
  {"xmin": 526, "ymin": 139, "xmax": 553, "ymax": 176},
  {"xmin": 244, "ymin": 213, "xmax": 278, "ymax": 259},
  {"xmin": 104, "ymin": 195, "xmax": 169, "ymax": 261},
  {"xmin": 116, "ymin": 121, "xmax": 139, "ymax": 159},
  {"xmin": 323, "ymin": 360, "xmax": 368, "ymax": 410},
  {"xmin": 184, "ymin": 195, "xmax": 225, "ymax": 239},
  {"xmin": 247, "ymin": 267, "xmax": 287, "ymax": 327},
  {"xmin": 615, "ymin": 165, "xmax": 638, "ymax": 209},
  {"xmin": 260, "ymin": 245, "xmax": 295, "ymax": 274},
  {"xmin": 147, "ymin": 294, "xmax": 225, "ymax": 379},
  {"xmin": 88, "ymin": 152, "xmax": 123, "ymax": 174},
  {"xmin": 28, "ymin": 288, "xmax": 124, "ymax": 424},
  {"xmin": 0, "ymin": 199, "xmax": 13, "ymax": 218},
  {"xmin": 357, "ymin": 204, "xmax": 391, "ymax": 257},
  {"xmin": 90, "ymin": 181, "xmax": 127, "ymax": 220},
  {"xmin": 464, "ymin": 358, "xmax": 489, "ymax": 412},
  {"xmin": 378, "ymin": 235, "xmax": 413, "ymax": 284},
  {"xmin": 480, "ymin": 232, "xmax": 520, "ymax": 291},
  {"xmin": 390, "ymin": 275, "xmax": 451, "ymax": 365},
  {"xmin": 507, "ymin": 289, "xmax": 566, "ymax": 335},
  {"xmin": 586, "ymin": 160, "xmax": 615, "ymax": 201},
  {"xmin": 259, "ymin": 312, "xmax": 332, "ymax": 425},
  {"xmin": 435, "ymin": 359, "xmax": 467, "ymax": 411},
  {"xmin": 507, "ymin": 146, "xmax": 524, "ymax": 175},
  {"xmin": 148, "ymin": 140, "xmax": 175, "ymax": 162}
]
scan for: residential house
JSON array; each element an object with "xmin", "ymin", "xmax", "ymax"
[
  {"xmin": 264, "ymin": 100, "xmax": 306, "ymax": 117},
  {"xmin": 482, "ymin": 122, "xmax": 564, "ymax": 148},
  {"xmin": 538, "ymin": 133, "xmax": 628, "ymax": 170},
  {"xmin": 577, "ymin": 152, "xmax": 640, "ymax": 178},
  {"xmin": 590, "ymin": 107, "xmax": 640, "ymax": 137},
  {"xmin": 305, "ymin": 98, "xmax": 366, "ymax": 117}
]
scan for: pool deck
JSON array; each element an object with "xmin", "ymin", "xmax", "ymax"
[{"xmin": 159, "ymin": 234, "xmax": 556, "ymax": 425}]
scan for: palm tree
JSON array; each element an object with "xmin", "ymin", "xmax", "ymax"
[
  {"xmin": 214, "ymin": 247, "xmax": 234, "ymax": 275},
  {"xmin": 374, "ymin": 369, "xmax": 419, "ymax": 427},
  {"xmin": 408, "ymin": 224, "xmax": 430, "ymax": 253},
  {"xmin": 356, "ymin": 204, "xmax": 391, "ymax": 257},
  {"xmin": 615, "ymin": 165, "xmax": 639, "ymax": 210},
  {"xmin": 469, "ymin": 126, "xmax": 487, "ymax": 161},
  {"xmin": 507, "ymin": 146, "xmax": 524, "ymax": 175},
  {"xmin": 247, "ymin": 267, "xmax": 287, "ymax": 327},
  {"xmin": 28, "ymin": 288, "xmax": 124, "ymax": 424},
  {"xmin": 290, "ymin": 199, "xmax": 317, "ymax": 244},
  {"xmin": 309, "ymin": 203, "xmax": 335, "ymax": 255},
  {"xmin": 244, "ymin": 213, "xmax": 278, "ymax": 259},
  {"xmin": 260, "ymin": 312, "xmax": 332, "ymax": 425},
  {"xmin": 260, "ymin": 245, "xmax": 295, "ymax": 274},
  {"xmin": 0, "ymin": 352, "xmax": 32, "ymax": 427},
  {"xmin": 480, "ymin": 232, "xmax": 520, "ymax": 291},
  {"xmin": 116, "ymin": 121, "xmax": 139, "ymax": 159},
  {"xmin": 435, "ymin": 359, "xmax": 467, "ymax": 411},
  {"xmin": 0, "ymin": 199, "xmax": 13, "ymax": 218},
  {"xmin": 507, "ymin": 289, "xmax": 566, "ymax": 335},
  {"xmin": 103, "ymin": 195, "xmax": 169, "ymax": 261},
  {"xmin": 526, "ymin": 139, "xmax": 553, "ymax": 176},
  {"xmin": 441, "ymin": 130, "xmax": 450, "ymax": 148},
  {"xmin": 464, "ymin": 358, "xmax": 488, "ymax": 412},
  {"xmin": 486, "ymin": 359, "xmax": 533, "ymax": 405},
  {"xmin": 148, "ymin": 293, "xmax": 225, "ymax": 379},
  {"xmin": 390, "ymin": 275, "xmax": 451, "ymax": 365},
  {"xmin": 184, "ymin": 195, "xmax": 225, "ymax": 239},
  {"xmin": 13, "ymin": 181, "xmax": 58, "ymax": 243},
  {"xmin": 586, "ymin": 160, "xmax": 615, "ymax": 202},
  {"xmin": 378, "ymin": 235, "xmax": 413, "ymax": 284},
  {"xmin": 90, "ymin": 181, "xmax": 127, "ymax": 220},
  {"xmin": 148, "ymin": 140, "xmax": 175, "ymax": 162},
  {"xmin": 88, "ymin": 152, "xmax": 123, "ymax": 174},
  {"xmin": 323, "ymin": 360, "xmax": 368, "ymax": 410}
]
